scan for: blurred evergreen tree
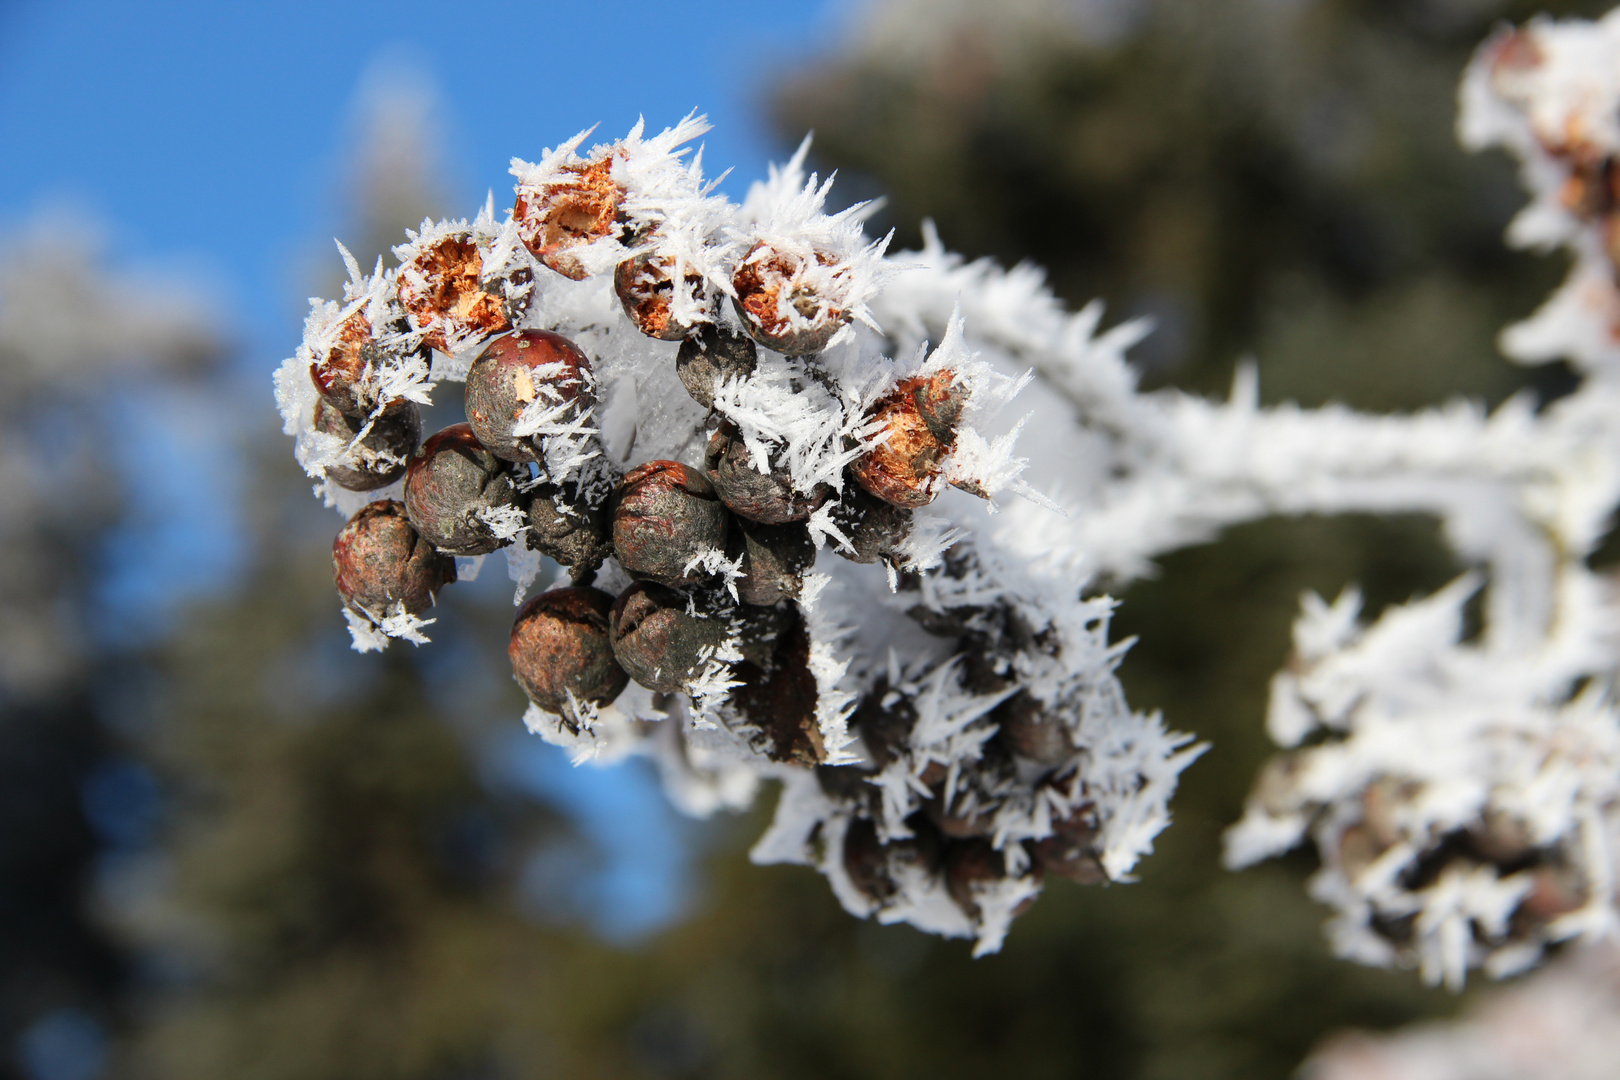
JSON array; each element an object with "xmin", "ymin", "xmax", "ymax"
[
  {"xmin": 0, "ymin": 219, "xmax": 222, "ymax": 1080},
  {"xmin": 109, "ymin": 5, "xmax": 1620, "ymax": 1079}
]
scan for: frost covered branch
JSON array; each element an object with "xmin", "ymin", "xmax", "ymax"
[
  {"xmin": 278, "ymin": 113, "xmax": 1198, "ymax": 954},
  {"xmin": 277, "ymin": 8, "xmax": 1620, "ymax": 970}
]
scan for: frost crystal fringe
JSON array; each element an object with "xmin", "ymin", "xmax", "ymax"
[
  {"xmin": 1224, "ymin": 12, "xmax": 1620, "ymax": 988},
  {"xmin": 277, "ymin": 112, "xmax": 1200, "ymax": 953}
]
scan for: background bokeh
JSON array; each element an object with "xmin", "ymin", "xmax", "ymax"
[{"xmin": 0, "ymin": 1, "xmax": 1610, "ymax": 1077}]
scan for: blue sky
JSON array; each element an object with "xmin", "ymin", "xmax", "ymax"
[
  {"xmin": 0, "ymin": 0, "xmax": 848, "ymax": 943},
  {"xmin": 2, "ymin": 0, "xmax": 848, "ymax": 624},
  {"xmin": 0, "ymin": 0, "xmax": 844, "ymax": 353}
]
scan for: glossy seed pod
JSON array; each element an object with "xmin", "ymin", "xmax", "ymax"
[
  {"xmin": 705, "ymin": 424, "xmax": 830, "ymax": 525},
  {"xmin": 611, "ymin": 461, "xmax": 729, "ymax": 585},
  {"xmin": 525, "ymin": 483, "xmax": 611, "ymax": 584},
  {"xmin": 509, "ymin": 587, "xmax": 628, "ymax": 718},
  {"xmin": 676, "ymin": 323, "xmax": 758, "ymax": 409},
  {"xmin": 313, "ymin": 397, "xmax": 422, "ymax": 491},
  {"xmin": 608, "ymin": 580, "xmax": 729, "ymax": 694},
  {"xmin": 464, "ymin": 330, "xmax": 594, "ymax": 464},
  {"xmin": 332, "ymin": 500, "xmax": 455, "ymax": 616},
  {"xmin": 402, "ymin": 424, "xmax": 520, "ymax": 556}
]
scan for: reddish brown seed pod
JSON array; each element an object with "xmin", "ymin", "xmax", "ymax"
[
  {"xmin": 827, "ymin": 482, "xmax": 912, "ymax": 564},
  {"xmin": 925, "ymin": 788, "xmax": 998, "ymax": 839},
  {"xmin": 313, "ymin": 397, "xmax": 422, "ymax": 491},
  {"xmin": 842, "ymin": 815, "xmax": 945, "ymax": 905},
  {"xmin": 854, "ymin": 677, "xmax": 917, "ymax": 769},
  {"xmin": 608, "ymin": 580, "xmax": 728, "ymax": 694},
  {"xmin": 332, "ymin": 500, "xmax": 456, "ymax": 616},
  {"xmin": 730, "ymin": 605, "xmax": 823, "ymax": 765},
  {"xmin": 705, "ymin": 424, "xmax": 830, "ymax": 525},
  {"xmin": 611, "ymin": 461, "xmax": 729, "ymax": 586},
  {"xmin": 991, "ymin": 690, "xmax": 1074, "ymax": 767},
  {"xmin": 514, "ymin": 157, "xmax": 625, "ymax": 280},
  {"xmin": 509, "ymin": 587, "xmax": 628, "ymax": 719},
  {"xmin": 816, "ymin": 763, "xmax": 878, "ymax": 807},
  {"xmin": 843, "ymin": 817, "xmax": 898, "ymax": 903},
  {"xmin": 1031, "ymin": 805, "xmax": 1107, "ymax": 885},
  {"xmin": 731, "ymin": 242, "xmax": 848, "ymax": 355},
  {"xmin": 944, "ymin": 840, "xmax": 1008, "ymax": 918},
  {"xmin": 1516, "ymin": 863, "xmax": 1588, "ymax": 926},
  {"xmin": 396, "ymin": 234, "xmax": 509, "ymax": 354},
  {"xmin": 676, "ymin": 324, "xmax": 757, "ymax": 409},
  {"xmin": 464, "ymin": 330, "xmax": 594, "ymax": 464},
  {"xmin": 734, "ymin": 519, "xmax": 815, "ymax": 607},
  {"xmin": 309, "ymin": 309, "xmax": 381, "ymax": 417},
  {"xmin": 402, "ymin": 424, "xmax": 520, "ymax": 556},
  {"xmin": 614, "ymin": 250, "xmax": 708, "ymax": 341},
  {"xmin": 849, "ymin": 371, "xmax": 966, "ymax": 510}
]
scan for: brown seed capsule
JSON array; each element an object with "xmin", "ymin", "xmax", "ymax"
[
  {"xmin": 850, "ymin": 371, "xmax": 966, "ymax": 509},
  {"xmin": 731, "ymin": 605, "xmax": 823, "ymax": 765},
  {"xmin": 614, "ymin": 250, "xmax": 708, "ymax": 340},
  {"xmin": 514, "ymin": 157, "xmax": 625, "ymax": 280},
  {"xmin": 843, "ymin": 817, "xmax": 897, "ymax": 903},
  {"xmin": 734, "ymin": 519, "xmax": 815, "ymax": 607},
  {"xmin": 396, "ymin": 233, "xmax": 509, "ymax": 354},
  {"xmin": 1336, "ymin": 824, "xmax": 1384, "ymax": 882},
  {"xmin": 611, "ymin": 461, "xmax": 729, "ymax": 586},
  {"xmin": 403, "ymin": 424, "xmax": 520, "ymax": 556},
  {"xmin": 925, "ymin": 786, "xmax": 999, "ymax": 840},
  {"xmin": 464, "ymin": 330, "xmax": 595, "ymax": 464},
  {"xmin": 1516, "ymin": 862, "xmax": 1587, "ymax": 925},
  {"xmin": 705, "ymin": 424, "xmax": 830, "ymax": 525},
  {"xmin": 310, "ymin": 309, "xmax": 383, "ymax": 417},
  {"xmin": 816, "ymin": 764, "xmax": 877, "ymax": 806},
  {"xmin": 676, "ymin": 323, "xmax": 758, "ymax": 409},
  {"xmin": 608, "ymin": 580, "xmax": 729, "ymax": 694},
  {"xmin": 732, "ymin": 242, "xmax": 848, "ymax": 355},
  {"xmin": 332, "ymin": 500, "xmax": 455, "ymax": 616},
  {"xmin": 843, "ymin": 814, "xmax": 945, "ymax": 904},
  {"xmin": 854, "ymin": 678, "xmax": 917, "ymax": 769},
  {"xmin": 730, "ymin": 601, "xmax": 795, "ymax": 669},
  {"xmin": 944, "ymin": 839, "xmax": 1007, "ymax": 918},
  {"xmin": 1466, "ymin": 811, "xmax": 1539, "ymax": 866},
  {"xmin": 525, "ymin": 482, "xmax": 611, "ymax": 584},
  {"xmin": 313, "ymin": 397, "xmax": 422, "ymax": 491},
  {"xmin": 827, "ymin": 482, "xmax": 912, "ymax": 564},
  {"xmin": 1031, "ymin": 806, "xmax": 1107, "ymax": 885},
  {"xmin": 509, "ymin": 587, "xmax": 628, "ymax": 719},
  {"xmin": 992, "ymin": 691, "xmax": 1074, "ymax": 767}
]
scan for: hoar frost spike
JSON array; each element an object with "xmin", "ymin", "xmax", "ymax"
[{"xmin": 277, "ymin": 111, "xmax": 1209, "ymax": 955}]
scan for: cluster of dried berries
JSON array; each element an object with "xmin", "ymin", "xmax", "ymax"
[
  {"xmin": 277, "ymin": 115, "xmax": 1199, "ymax": 953},
  {"xmin": 1213, "ymin": 13, "xmax": 1620, "ymax": 989},
  {"xmin": 1483, "ymin": 26, "xmax": 1620, "ymax": 265}
]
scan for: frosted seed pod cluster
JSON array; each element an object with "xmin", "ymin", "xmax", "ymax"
[
  {"xmin": 1223, "ymin": 12, "xmax": 1620, "ymax": 989},
  {"xmin": 274, "ymin": 115, "xmax": 1200, "ymax": 954}
]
